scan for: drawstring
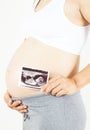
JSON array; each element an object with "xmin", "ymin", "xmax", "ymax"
[{"xmin": 24, "ymin": 113, "xmax": 30, "ymax": 121}]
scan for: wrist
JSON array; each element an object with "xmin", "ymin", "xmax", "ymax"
[
  {"xmin": 71, "ymin": 77, "xmax": 80, "ymax": 90},
  {"xmin": 72, "ymin": 74, "xmax": 86, "ymax": 90}
]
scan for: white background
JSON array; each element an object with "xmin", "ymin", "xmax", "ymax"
[{"xmin": 0, "ymin": 0, "xmax": 90, "ymax": 130}]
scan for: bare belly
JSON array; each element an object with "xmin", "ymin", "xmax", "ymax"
[{"xmin": 6, "ymin": 37, "xmax": 80, "ymax": 98}]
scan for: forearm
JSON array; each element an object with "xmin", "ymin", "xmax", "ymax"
[{"xmin": 72, "ymin": 64, "xmax": 90, "ymax": 89}]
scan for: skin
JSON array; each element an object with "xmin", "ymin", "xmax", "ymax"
[{"xmin": 4, "ymin": 0, "xmax": 90, "ymax": 113}]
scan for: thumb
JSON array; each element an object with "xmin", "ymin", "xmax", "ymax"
[{"xmin": 4, "ymin": 91, "xmax": 12, "ymax": 105}]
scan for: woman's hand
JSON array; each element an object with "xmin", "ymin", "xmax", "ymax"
[
  {"xmin": 41, "ymin": 74, "xmax": 79, "ymax": 96},
  {"xmin": 4, "ymin": 91, "xmax": 28, "ymax": 113}
]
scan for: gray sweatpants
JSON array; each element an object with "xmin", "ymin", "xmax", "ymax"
[{"xmin": 14, "ymin": 92, "xmax": 86, "ymax": 130}]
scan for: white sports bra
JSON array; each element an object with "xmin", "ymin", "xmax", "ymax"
[{"xmin": 23, "ymin": 0, "xmax": 90, "ymax": 55}]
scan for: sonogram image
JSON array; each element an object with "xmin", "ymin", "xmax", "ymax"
[{"xmin": 19, "ymin": 67, "xmax": 49, "ymax": 89}]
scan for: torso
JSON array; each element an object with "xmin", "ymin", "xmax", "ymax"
[
  {"xmin": 6, "ymin": 37, "xmax": 79, "ymax": 98},
  {"xmin": 6, "ymin": 0, "xmax": 89, "ymax": 98}
]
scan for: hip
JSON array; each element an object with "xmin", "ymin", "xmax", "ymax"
[{"xmin": 13, "ymin": 91, "xmax": 86, "ymax": 130}]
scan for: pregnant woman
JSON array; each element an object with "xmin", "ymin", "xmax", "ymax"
[{"xmin": 4, "ymin": 0, "xmax": 90, "ymax": 130}]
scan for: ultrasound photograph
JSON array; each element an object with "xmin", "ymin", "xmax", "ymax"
[{"xmin": 19, "ymin": 67, "xmax": 49, "ymax": 89}]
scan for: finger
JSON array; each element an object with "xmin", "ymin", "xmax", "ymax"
[
  {"xmin": 51, "ymin": 86, "xmax": 62, "ymax": 96},
  {"xmin": 41, "ymin": 76, "xmax": 60, "ymax": 91},
  {"xmin": 19, "ymin": 109, "xmax": 28, "ymax": 113},
  {"xmin": 41, "ymin": 76, "xmax": 62, "ymax": 93},
  {"xmin": 9, "ymin": 100, "xmax": 22, "ymax": 108},
  {"xmin": 56, "ymin": 90, "xmax": 66, "ymax": 97},
  {"xmin": 4, "ymin": 91, "xmax": 13, "ymax": 105},
  {"xmin": 43, "ymin": 79, "xmax": 61, "ymax": 94},
  {"xmin": 15, "ymin": 105, "xmax": 28, "ymax": 111}
]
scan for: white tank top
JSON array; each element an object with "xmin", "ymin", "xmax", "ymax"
[{"xmin": 23, "ymin": 0, "xmax": 90, "ymax": 55}]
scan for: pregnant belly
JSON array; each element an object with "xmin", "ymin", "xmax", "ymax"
[{"xmin": 6, "ymin": 37, "xmax": 79, "ymax": 98}]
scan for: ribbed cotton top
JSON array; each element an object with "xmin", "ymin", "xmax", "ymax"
[{"xmin": 23, "ymin": 0, "xmax": 90, "ymax": 55}]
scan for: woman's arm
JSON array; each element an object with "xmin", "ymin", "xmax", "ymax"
[
  {"xmin": 72, "ymin": 0, "xmax": 90, "ymax": 89},
  {"xmin": 72, "ymin": 64, "xmax": 90, "ymax": 89}
]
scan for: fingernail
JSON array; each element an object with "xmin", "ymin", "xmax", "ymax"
[
  {"xmin": 24, "ymin": 106, "xmax": 27, "ymax": 108},
  {"xmin": 18, "ymin": 101, "xmax": 21, "ymax": 104},
  {"xmin": 24, "ymin": 110, "xmax": 28, "ymax": 112}
]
